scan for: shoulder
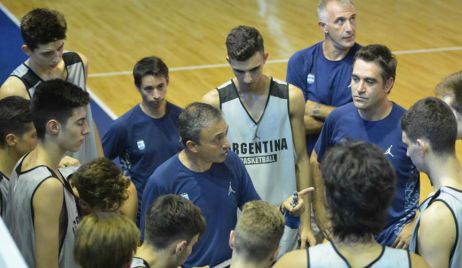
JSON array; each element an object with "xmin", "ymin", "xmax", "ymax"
[
  {"xmin": 75, "ymin": 51, "xmax": 89, "ymax": 68},
  {"xmin": 328, "ymin": 103, "xmax": 355, "ymax": 119},
  {"xmin": 288, "ymin": 84, "xmax": 306, "ymax": 112},
  {"xmin": 201, "ymin": 88, "xmax": 220, "ymax": 109},
  {"xmin": 0, "ymin": 76, "xmax": 28, "ymax": 99},
  {"xmin": 167, "ymin": 102, "xmax": 183, "ymax": 116},
  {"xmin": 273, "ymin": 249, "xmax": 307, "ymax": 268},
  {"xmin": 289, "ymin": 42, "xmax": 321, "ymax": 63}
]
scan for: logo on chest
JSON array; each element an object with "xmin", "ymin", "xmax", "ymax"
[
  {"xmin": 307, "ymin": 73, "xmax": 315, "ymax": 84},
  {"xmin": 136, "ymin": 140, "xmax": 146, "ymax": 150},
  {"xmin": 384, "ymin": 145, "xmax": 394, "ymax": 158}
]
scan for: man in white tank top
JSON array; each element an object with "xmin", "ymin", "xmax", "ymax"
[
  {"xmin": 202, "ymin": 25, "xmax": 313, "ymax": 252},
  {"xmin": 0, "ymin": 8, "xmax": 101, "ymax": 165},
  {"xmin": 5, "ymin": 80, "xmax": 90, "ymax": 268},
  {"xmin": 274, "ymin": 142, "xmax": 428, "ymax": 268},
  {"xmin": 402, "ymin": 97, "xmax": 462, "ymax": 268}
]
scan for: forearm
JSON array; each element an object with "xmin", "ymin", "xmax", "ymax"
[
  {"xmin": 296, "ymin": 158, "xmax": 312, "ymax": 230},
  {"xmin": 306, "ymin": 100, "xmax": 335, "ymax": 120},
  {"xmin": 304, "ymin": 115, "xmax": 324, "ymax": 134}
]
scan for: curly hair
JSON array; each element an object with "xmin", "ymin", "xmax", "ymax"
[
  {"xmin": 70, "ymin": 158, "xmax": 130, "ymax": 212},
  {"xmin": 226, "ymin": 25, "xmax": 264, "ymax": 61},
  {"xmin": 320, "ymin": 141, "xmax": 396, "ymax": 241},
  {"xmin": 20, "ymin": 8, "xmax": 67, "ymax": 50}
]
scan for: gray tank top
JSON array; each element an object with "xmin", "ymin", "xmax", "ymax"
[
  {"xmin": 409, "ymin": 186, "xmax": 462, "ymax": 268},
  {"xmin": 10, "ymin": 51, "xmax": 98, "ymax": 164},
  {"xmin": 307, "ymin": 242, "xmax": 410, "ymax": 267},
  {"xmin": 5, "ymin": 156, "xmax": 80, "ymax": 268}
]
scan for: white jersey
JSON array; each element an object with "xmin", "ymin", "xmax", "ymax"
[
  {"xmin": 218, "ymin": 78, "xmax": 297, "ymax": 205},
  {"xmin": 218, "ymin": 78, "xmax": 298, "ymax": 255},
  {"xmin": 409, "ymin": 186, "xmax": 462, "ymax": 268},
  {"xmin": 308, "ymin": 242, "xmax": 411, "ymax": 267},
  {"xmin": 5, "ymin": 156, "xmax": 80, "ymax": 268},
  {"xmin": 10, "ymin": 51, "xmax": 98, "ymax": 164}
]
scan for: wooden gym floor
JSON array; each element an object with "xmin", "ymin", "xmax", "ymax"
[{"xmin": 3, "ymin": 0, "xmax": 462, "ymax": 200}]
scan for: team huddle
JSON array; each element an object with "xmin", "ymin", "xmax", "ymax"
[{"xmin": 0, "ymin": 1, "xmax": 461, "ymax": 268}]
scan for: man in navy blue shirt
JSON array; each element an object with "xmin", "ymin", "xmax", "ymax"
[
  {"xmin": 141, "ymin": 102, "xmax": 312, "ymax": 268},
  {"xmin": 311, "ymin": 44, "xmax": 419, "ymax": 248},
  {"xmin": 286, "ymin": 0, "xmax": 360, "ymax": 155},
  {"xmin": 103, "ymin": 56, "xmax": 183, "ymax": 224}
]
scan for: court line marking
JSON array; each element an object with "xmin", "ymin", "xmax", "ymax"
[{"xmin": 88, "ymin": 46, "xmax": 462, "ymax": 79}]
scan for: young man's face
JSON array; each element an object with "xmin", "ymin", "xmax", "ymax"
[
  {"xmin": 194, "ymin": 118, "xmax": 230, "ymax": 164},
  {"xmin": 26, "ymin": 39, "xmax": 65, "ymax": 69},
  {"xmin": 228, "ymin": 51, "xmax": 267, "ymax": 91},
  {"xmin": 402, "ymin": 131, "xmax": 426, "ymax": 173},
  {"xmin": 351, "ymin": 59, "xmax": 392, "ymax": 113},
  {"xmin": 14, "ymin": 122, "xmax": 38, "ymax": 157},
  {"xmin": 138, "ymin": 75, "xmax": 168, "ymax": 110},
  {"xmin": 58, "ymin": 106, "xmax": 90, "ymax": 152},
  {"xmin": 322, "ymin": 1, "xmax": 356, "ymax": 51}
]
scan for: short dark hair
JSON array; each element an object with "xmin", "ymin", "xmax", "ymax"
[
  {"xmin": 133, "ymin": 56, "xmax": 169, "ymax": 88},
  {"xmin": 70, "ymin": 158, "xmax": 130, "ymax": 212},
  {"xmin": 226, "ymin": 25, "xmax": 264, "ymax": 61},
  {"xmin": 20, "ymin": 8, "xmax": 67, "ymax": 51},
  {"xmin": 401, "ymin": 97, "xmax": 457, "ymax": 155},
  {"xmin": 0, "ymin": 96, "xmax": 33, "ymax": 147},
  {"xmin": 354, "ymin": 44, "xmax": 397, "ymax": 84},
  {"xmin": 144, "ymin": 194, "xmax": 206, "ymax": 249},
  {"xmin": 31, "ymin": 79, "xmax": 90, "ymax": 140},
  {"xmin": 234, "ymin": 200, "xmax": 284, "ymax": 263},
  {"xmin": 321, "ymin": 141, "xmax": 396, "ymax": 241},
  {"xmin": 178, "ymin": 102, "xmax": 222, "ymax": 146},
  {"xmin": 435, "ymin": 71, "xmax": 462, "ymax": 114},
  {"xmin": 74, "ymin": 212, "xmax": 139, "ymax": 268}
]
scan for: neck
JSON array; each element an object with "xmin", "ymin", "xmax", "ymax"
[
  {"xmin": 234, "ymin": 75, "xmax": 270, "ymax": 94},
  {"xmin": 26, "ymin": 58, "xmax": 63, "ymax": 78},
  {"xmin": 30, "ymin": 141, "xmax": 65, "ymax": 171},
  {"xmin": 179, "ymin": 150, "xmax": 212, "ymax": 172},
  {"xmin": 140, "ymin": 101, "xmax": 167, "ymax": 119},
  {"xmin": 136, "ymin": 244, "xmax": 177, "ymax": 268},
  {"xmin": 322, "ymin": 39, "xmax": 351, "ymax": 61},
  {"xmin": 427, "ymin": 153, "xmax": 462, "ymax": 190},
  {"xmin": 0, "ymin": 148, "xmax": 21, "ymax": 176},
  {"xmin": 358, "ymin": 99, "xmax": 393, "ymax": 121},
  {"xmin": 332, "ymin": 235, "xmax": 382, "ymax": 255},
  {"xmin": 231, "ymin": 255, "xmax": 272, "ymax": 268}
]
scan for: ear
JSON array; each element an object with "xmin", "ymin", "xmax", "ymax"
[
  {"xmin": 229, "ymin": 230, "xmax": 235, "ymax": 250},
  {"xmin": 318, "ymin": 22, "xmax": 328, "ymax": 33},
  {"xmin": 78, "ymin": 198, "xmax": 91, "ymax": 215},
  {"xmin": 416, "ymin": 138, "xmax": 428, "ymax": 155},
  {"xmin": 175, "ymin": 240, "xmax": 187, "ymax": 256},
  {"xmin": 21, "ymin": 44, "xmax": 32, "ymax": 55},
  {"xmin": 46, "ymin": 119, "xmax": 61, "ymax": 135},
  {"xmin": 185, "ymin": 140, "xmax": 199, "ymax": 153},
  {"xmin": 384, "ymin": 77, "xmax": 394, "ymax": 94},
  {"xmin": 5, "ymin": 133, "xmax": 17, "ymax": 147}
]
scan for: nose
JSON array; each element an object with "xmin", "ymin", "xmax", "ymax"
[
  {"xmin": 344, "ymin": 20, "xmax": 355, "ymax": 34},
  {"xmin": 222, "ymin": 136, "xmax": 230, "ymax": 150},
  {"xmin": 82, "ymin": 121, "xmax": 90, "ymax": 136},
  {"xmin": 356, "ymin": 80, "xmax": 366, "ymax": 94},
  {"xmin": 243, "ymin": 71, "xmax": 252, "ymax": 84},
  {"xmin": 152, "ymin": 89, "xmax": 161, "ymax": 99}
]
